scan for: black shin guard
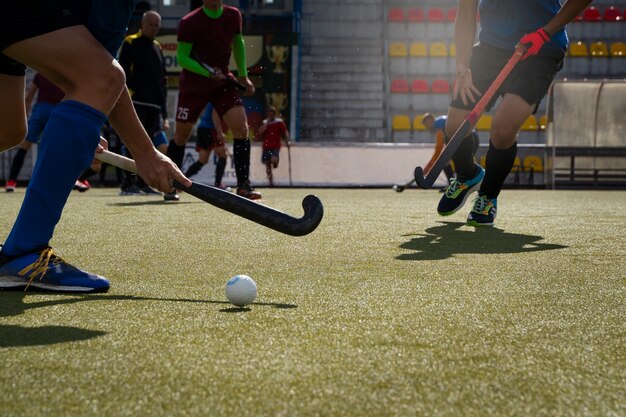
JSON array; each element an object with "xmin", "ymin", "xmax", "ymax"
[
  {"xmin": 480, "ymin": 141, "xmax": 518, "ymax": 199},
  {"xmin": 233, "ymin": 138, "xmax": 250, "ymax": 187},
  {"xmin": 167, "ymin": 140, "xmax": 186, "ymax": 169},
  {"xmin": 184, "ymin": 161, "xmax": 204, "ymax": 178},
  {"xmin": 9, "ymin": 148, "xmax": 28, "ymax": 181},
  {"xmin": 215, "ymin": 157, "xmax": 226, "ymax": 185}
]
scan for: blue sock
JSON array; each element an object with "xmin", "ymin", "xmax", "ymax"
[{"xmin": 2, "ymin": 100, "xmax": 106, "ymax": 256}]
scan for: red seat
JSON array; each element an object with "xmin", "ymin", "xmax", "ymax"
[
  {"xmin": 407, "ymin": 8, "xmax": 424, "ymax": 22},
  {"xmin": 390, "ymin": 79, "xmax": 409, "ymax": 93},
  {"xmin": 431, "ymin": 79, "xmax": 451, "ymax": 94},
  {"xmin": 582, "ymin": 6, "xmax": 602, "ymax": 21},
  {"xmin": 411, "ymin": 79, "xmax": 429, "ymax": 94},
  {"xmin": 447, "ymin": 7, "xmax": 457, "ymax": 23},
  {"xmin": 427, "ymin": 8, "xmax": 445, "ymax": 23},
  {"xmin": 388, "ymin": 8, "xmax": 405, "ymax": 22},
  {"xmin": 603, "ymin": 6, "xmax": 622, "ymax": 21}
]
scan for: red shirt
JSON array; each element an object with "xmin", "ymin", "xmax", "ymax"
[
  {"xmin": 177, "ymin": 6, "xmax": 241, "ymax": 91},
  {"xmin": 260, "ymin": 118, "xmax": 288, "ymax": 150},
  {"xmin": 34, "ymin": 73, "xmax": 64, "ymax": 105}
]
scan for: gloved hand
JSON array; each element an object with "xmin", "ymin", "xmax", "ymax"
[{"xmin": 518, "ymin": 28, "xmax": 550, "ymax": 60}]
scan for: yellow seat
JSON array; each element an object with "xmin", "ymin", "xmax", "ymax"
[
  {"xmin": 449, "ymin": 43, "xmax": 456, "ymax": 57},
  {"xmin": 539, "ymin": 115, "xmax": 548, "ymax": 130},
  {"xmin": 610, "ymin": 42, "xmax": 626, "ymax": 57},
  {"xmin": 475, "ymin": 115, "xmax": 492, "ymax": 131},
  {"xmin": 523, "ymin": 155, "xmax": 543, "ymax": 172},
  {"xmin": 569, "ymin": 41, "xmax": 589, "ymax": 57},
  {"xmin": 392, "ymin": 114, "xmax": 411, "ymax": 131},
  {"xmin": 521, "ymin": 115, "xmax": 538, "ymax": 131},
  {"xmin": 589, "ymin": 41, "xmax": 609, "ymax": 57},
  {"xmin": 513, "ymin": 156, "xmax": 522, "ymax": 170},
  {"xmin": 429, "ymin": 42, "xmax": 448, "ymax": 57},
  {"xmin": 409, "ymin": 42, "xmax": 427, "ymax": 57},
  {"xmin": 389, "ymin": 42, "xmax": 408, "ymax": 57},
  {"xmin": 413, "ymin": 115, "xmax": 427, "ymax": 131},
  {"xmin": 479, "ymin": 155, "xmax": 486, "ymax": 168}
]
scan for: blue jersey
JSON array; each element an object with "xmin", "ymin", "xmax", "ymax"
[
  {"xmin": 433, "ymin": 116, "xmax": 447, "ymax": 132},
  {"xmin": 479, "ymin": 0, "xmax": 567, "ymax": 52},
  {"xmin": 198, "ymin": 105, "xmax": 215, "ymax": 129}
]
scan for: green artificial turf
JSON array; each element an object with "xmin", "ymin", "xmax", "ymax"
[{"xmin": 1, "ymin": 188, "xmax": 624, "ymax": 417}]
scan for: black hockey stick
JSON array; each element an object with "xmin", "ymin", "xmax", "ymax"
[
  {"xmin": 414, "ymin": 47, "xmax": 525, "ymax": 189},
  {"xmin": 392, "ymin": 178, "xmax": 415, "ymax": 192},
  {"xmin": 95, "ymin": 150, "xmax": 324, "ymax": 237},
  {"xmin": 191, "ymin": 51, "xmax": 247, "ymax": 92}
]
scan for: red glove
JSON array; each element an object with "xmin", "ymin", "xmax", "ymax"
[{"xmin": 519, "ymin": 28, "xmax": 550, "ymax": 60}]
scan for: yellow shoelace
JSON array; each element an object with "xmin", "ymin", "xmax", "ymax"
[{"xmin": 18, "ymin": 248, "xmax": 61, "ymax": 291}]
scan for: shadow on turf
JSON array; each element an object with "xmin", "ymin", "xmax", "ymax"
[
  {"xmin": 0, "ymin": 292, "xmax": 297, "ymax": 347},
  {"xmin": 108, "ymin": 200, "xmax": 197, "ymax": 207},
  {"xmin": 397, "ymin": 221, "xmax": 568, "ymax": 261}
]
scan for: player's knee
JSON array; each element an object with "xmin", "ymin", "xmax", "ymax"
[
  {"xmin": 0, "ymin": 124, "xmax": 26, "ymax": 151},
  {"xmin": 490, "ymin": 123, "xmax": 518, "ymax": 148}
]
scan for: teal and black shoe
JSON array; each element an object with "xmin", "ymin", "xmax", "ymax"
[
  {"xmin": 0, "ymin": 246, "xmax": 109, "ymax": 292},
  {"xmin": 467, "ymin": 194, "xmax": 497, "ymax": 227},
  {"xmin": 437, "ymin": 163, "xmax": 485, "ymax": 216}
]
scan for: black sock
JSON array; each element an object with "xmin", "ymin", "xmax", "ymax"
[
  {"xmin": 79, "ymin": 168, "xmax": 96, "ymax": 182},
  {"xmin": 215, "ymin": 157, "xmax": 226, "ymax": 185},
  {"xmin": 449, "ymin": 134, "xmax": 478, "ymax": 180},
  {"xmin": 233, "ymin": 138, "xmax": 250, "ymax": 187},
  {"xmin": 166, "ymin": 140, "xmax": 186, "ymax": 169},
  {"xmin": 9, "ymin": 148, "xmax": 27, "ymax": 181},
  {"xmin": 185, "ymin": 161, "xmax": 204, "ymax": 178},
  {"xmin": 480, "ymin": 140, "xmax": 518, "ymax": 199}
]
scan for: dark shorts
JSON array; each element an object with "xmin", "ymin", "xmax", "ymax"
[
  {"xmin": 196, "ymin": 127, "xmax": 224, "ymax": 151},
  {"xmin": 134, "ymin": 104, "xmax": 161, "ymax": 138},
  {"xmin": 176, "ymin": 72, "xmax": 243, "ymax": 123},
  {"xmin": 262, "ymin": 149, "xmax": 280, "ymax": 163},
  {"xmin": 450, "ymin": 43, "xmax": 565, "ymax": 113},
  {"xmin": 0, "ymin": 0, "xmax": 134, "ymax": 75}
]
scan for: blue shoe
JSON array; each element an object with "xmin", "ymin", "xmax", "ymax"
[
  {"xmin": 467, "ymin": 194, "xmax": 497, "ymax": 227},
  {"xmin": 437, "ymin": 164, "xmax": 485, "ymax": 216},
  {"xmin": 0, "ymin": 247, "xmax": 109, "ymax": 292}
]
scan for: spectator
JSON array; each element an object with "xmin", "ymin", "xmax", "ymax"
[
  {"xmin": 118, "ymin": 10, "xmax": 169, "ymax": 195},
  {"xmin": 256, "ymin": 106, "xmax": 291, "ymax": 187}
]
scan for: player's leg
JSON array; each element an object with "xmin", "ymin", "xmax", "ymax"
[
  {"xmin": 436, "ymin": 107, "xmax": 485, "ymax": 216},
  {"xmin": 222, "ymin": 105, "xmax": 261, "ymax": 199},
  {"xmin": 467, "ymin": 93, "xmax": 533, "ymax": 226},
  {"xmin": 0, "ymin": 25, "xmax": 125, "ymax": 292},
  {"xmin": 0, "ymin": 69, "xmax": 27, "ymax": 153},
  {"xmin": 185, "ymin": 127, "xmax": 212, "ymax": 178}
]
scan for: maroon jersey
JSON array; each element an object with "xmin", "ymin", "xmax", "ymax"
[
  {"xmin": 33, "ymin": 73, "xmax": 64, "ymax": 104},
  {"xmin": 177, "ymin": 6, "xmax": 242, "ymax": 93},
  {"xmin": 260, "ymin": 118, "xmax": 288, "ymax": 150}
]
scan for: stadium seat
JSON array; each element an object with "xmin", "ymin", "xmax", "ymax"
[
  {"xmin": 387, "ymin": 8, "xmax": 405, "ymax": 22},
  {"xmin": 392, "ymin": 114, "xmax": 412, "ymax": 141},
  {"xmin": 446, "ymin": 7, "xmax": 457, "ymax": 38},
  {"xmin": 582, "ymin": 6, "xmax": 603, "ymax": 39},
  {"xmin": 429, "ymin": 42, "xmax": 449, "ymax": 75},
  {"xmin": 430, "ymin": 79, "xmax": 451, "ymax": 110},
  {"xmin": 518, "ymin": 115, "xmax": 539, "ymax": 143},
  {"xmin": 479, "ymin": 155, "xmax": 486, "ymax": 168},
  {"xmin": 566, "ymin": 41, "xmax": 590, "ymax": 76},
  {"xmin": 408, "ymin": 42, "xmax": 428, "ymax": 74},
  {"xmin": 412, "ymin": 114, "xmax": 430, "ymax": 141},
  {"xmin": 589, "ymin": 41, "xmax": 609, "ymax": 76},
  {"xmin": 389, "ymin": 42, "xmax": 408, "ymax": 74},
  {"xmin": 476, "ymin": 115, "xmax": 492, "ymax": 131},
  {"xmin": 609, "ymin": 42, "xmax": 626, "ymax": 76},
  {"xmin": 603, "ymin": 6, "xmax": 624, "ymax": 40},
  {"xmin": 426, "ymin": 8, "xmax": 446, "ymax": 39},
  {"xmin": 539, "ymin": 115, "xmax": 548, "ymax": 130},
  {"xmin": 567, "ymin": 12, "xmax": 584, "ymax": 40},
  {"xmin": 390, "ymin": 79, "xmax": 410, "ymax": 109},
  {"xmin": 410, "ymin": 79, "xmax": 429, "ymax": 110},
  {"xmin": 447, "ymin": 7, "xmax": 457, "ymax": 22},
  {"xmin": 449, "ymin": 43, "xmax": 456, "ymax": 57},
  {"xmin": 521, "ymin": 115, "xmax": 538, "ymax": 131},
  {"xmin": 413, "ymin": 115, "xmax": 427, "ymax": 131},
  {"xmin": 523, "ymin": 155, "xmax": 544, "ymax": 185},
  {"xmin": 406, "ymin": 8, "xmax": 426, "ymax": 39},
  {"xmin": 430, "ymin": 79, "xmax": 450, "ymax": 94}
]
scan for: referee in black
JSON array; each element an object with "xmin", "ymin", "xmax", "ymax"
[{"xmin": 118, "ymin": 10, "xmax": 169, "ymax": 195}]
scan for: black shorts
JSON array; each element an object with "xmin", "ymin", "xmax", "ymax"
[
  {"xmin": 134, "ymin": 104, "xmax": 161, "ymax": 138},
  {"xmin": 450, "ymin": 43, "xmax": 564, "ymax": 113},
  {"xmin": 195, "ymin": 127, "xmax": 224, "ymax": 151}
]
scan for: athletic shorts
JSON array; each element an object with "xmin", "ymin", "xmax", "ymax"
[
  {"xmin": 450, "ymin": 43, "xmax": 564, "ymax": 113},
  {"xmin": 262, "ymin": 149, "xmax": 280, "ymax": 163},
  {"xmin": 176, "ymin": 75, "xmax": 242, "ymax": 123},
  {"xmin": 152, "ymin": 130, "xmax": 168, "ymax": 148},
  {"xmin": 0, "ymin": 0, "xmax": 134, "ymax": 75},
  {"xmin": 25, "ymin": 102, "xmax": 56, "ymax": 143},
  {"xmin": 196, "ymin": 127, "xmax": 224, "ymax": 151}
]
